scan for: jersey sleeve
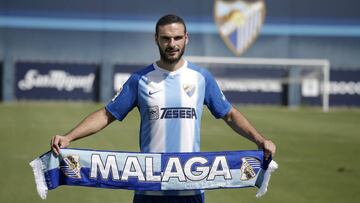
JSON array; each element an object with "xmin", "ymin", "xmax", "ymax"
[
  {"xmin": 105, "ymin": 74, "xmax": 139, "ymax": 121},
  {"xmin": 203, "ymin": 70, "xmax": 232, "ymax": 118}
]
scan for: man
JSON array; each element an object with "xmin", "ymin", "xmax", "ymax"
[{"xmin": 51, "ymin": 14, "xmax": 276, "ymax": 203}]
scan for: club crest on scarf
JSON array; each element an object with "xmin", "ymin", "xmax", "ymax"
[
  {"xmin": 214, "ymin": 0, "xmax": 265, "ymax": 56},
  {"xmin": 240, "ymin": 157, "xmax": 261, "ymax": 181},
  {"xmin": 60, "ymin": 155, "xmax": 82, "ymax": 179},
  {"xmin": 183, "ymin": 84, "xmax": 196, "ymax": 97}
]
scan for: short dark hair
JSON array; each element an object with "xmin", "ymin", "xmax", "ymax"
[{"xmin": 155, "ymin": 14, "xmax": 187, "ymax": 36}]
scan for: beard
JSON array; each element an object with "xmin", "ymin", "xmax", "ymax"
[{"xmin": 157, "ymin": 42, "xmax": 186, "ymax": 64}]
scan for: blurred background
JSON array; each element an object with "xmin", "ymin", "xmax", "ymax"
[
  {"xmin": 1, "ymin": 0, "xmax": 360, "ymax": 106},
  {"xmin": 1, "ymin": 0, "xmax": 360, "ymax": 203}
]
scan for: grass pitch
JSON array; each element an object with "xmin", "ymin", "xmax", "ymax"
[{"xmin": 0, "ymin": 102, "xmax": 359, "ymax": 203}]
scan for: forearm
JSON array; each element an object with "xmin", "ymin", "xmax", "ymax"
[
  {"xmin": 223, "ymin": 107, "xmax": 266, "ymax": 147},
  {"xmin": 64, "ymin": 107, "xmax": 115, "ymax": 142},
  {"xmin": 223, "ymin": 107, "xmax": 276, "ymax": 159}
]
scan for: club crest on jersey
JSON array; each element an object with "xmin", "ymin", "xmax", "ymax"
[
  {"xmin": 214, "ymin": 0, "xmax": 265, "ymax": 56},
  {"xmin": 60, "ymin": 155, "xmax": 82, "ymax": 179},
  {"xmin": 240, "ymin": 157, "xmax": 260, "ymax": 181},
  {"xmin": 183, "ymin": 84, "xmax": 196, "ymax": 97}
]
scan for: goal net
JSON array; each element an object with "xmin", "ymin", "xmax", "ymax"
[{"xmin": 185, "ymin": 56, "xmax": 330, "ymax": 112}]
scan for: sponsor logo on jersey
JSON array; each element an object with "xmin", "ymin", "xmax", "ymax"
[
  {"xmin": 160, "ymin": 107, "xmax": 197, "ymax": 119},
  {"xmin": 214, "ymin": 0, "xmax": 265, "ymax": 56},
  {"xmin": 61, "ymin": 155, "xmax": 82, "ymax": 179},
  {"xmin": 148, "ymin": 106, "xmax": 198, "ymax": 120}
]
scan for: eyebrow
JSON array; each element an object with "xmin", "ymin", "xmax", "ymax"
[{"xmin": 160, "ymin": 34, "xmax": 185, "ymax": 38}]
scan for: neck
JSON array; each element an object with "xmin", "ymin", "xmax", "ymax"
[{"xmin": 156, "ymin": 58, "xmax": 185, "ymax": 72}]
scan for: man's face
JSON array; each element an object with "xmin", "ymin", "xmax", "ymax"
[{"xmin": 155, "ymin": 23, "xmax": 188, "ymax": 64}]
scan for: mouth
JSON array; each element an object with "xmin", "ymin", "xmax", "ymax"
[{"xmin": 165, "ymin": 48, "xmax": 179, "ymax": 56}]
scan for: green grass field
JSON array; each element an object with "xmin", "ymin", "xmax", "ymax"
[{"xmin": 0, "ymin": 102, "xmax": 359, "ymax": 203}]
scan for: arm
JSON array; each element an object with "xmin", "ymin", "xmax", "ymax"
[
  {"xmin": 51, "ymin": 107, "xmax": 115, "ymax": 155},
  {"xmin": 222, "ymin": 106, "xmax": 276, "ymax": 160}
]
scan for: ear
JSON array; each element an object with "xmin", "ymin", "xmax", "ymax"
[
  {"xmin": 185, "ymin": 32, "xmax": 189, "ymax": 45},
  {"xmin": 154, "ymin": 34, "xmax": 158, "ymax": 44}
]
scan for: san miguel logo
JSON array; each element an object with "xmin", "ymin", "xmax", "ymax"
[{"xmin": 214, "ymin": 0, "xmax": 266, "ymax": 56}]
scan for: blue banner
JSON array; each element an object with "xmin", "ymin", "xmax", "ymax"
[
  {"xmin": 15, "ymin": 62, "xmax": 99, "ymax": 101},
  {"xmin": 302, "ymin": 69, "xmax": 360, "ymax": 106},
  {"xmin": 207, "ymin": 67, "xmax": 288, "ymax": 105}
]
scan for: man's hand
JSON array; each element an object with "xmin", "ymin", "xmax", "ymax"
[
  {"xmin": 51, "ymin": 135, "xmax": 70, "ymax": 156},
  {"xmin": 259, "ymin": 139, "xmax": 276, "ymax": 160}
]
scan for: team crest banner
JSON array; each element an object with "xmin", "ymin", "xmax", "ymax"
[
  {"xmin": 30, "ymin": 148, "xmax": 278, "ymax": 199},
  {"xmin": 214, "ymin": 0, "xmax": 266, "ymax": 56}
]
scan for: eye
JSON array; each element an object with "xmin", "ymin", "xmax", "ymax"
[
  {"xmin": 174, "ymin": 36, "xmax": 184, "ymax": 41},
  {"xmin": 160, "ymin": 36, "xmax": 171, "ymax": 42}
]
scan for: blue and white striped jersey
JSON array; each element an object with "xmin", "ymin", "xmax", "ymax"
[
  {"xmin": 106, "ymin": 61, "xmax": 231, "ymax": 154},
  {"xmin": 106, "ymin": 61, "xmax": 231, "ymax": 196}
]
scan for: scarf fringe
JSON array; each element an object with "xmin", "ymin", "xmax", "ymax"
[
  {"xmin": 29, "ymin": 158, "xmax": 48, "ymax": 200},
  {"xmin": 256, "ymin": 160, "xmax": 278, "ymax": 198}
]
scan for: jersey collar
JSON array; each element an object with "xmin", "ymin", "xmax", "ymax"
[{"xmin": 153, "ymin": 60, "xmax": 188, "ymax": 76}]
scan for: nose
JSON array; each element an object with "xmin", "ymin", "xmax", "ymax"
[{"xmin": 168, "ymin": 38, "xmax": 176, "ymax": 47}]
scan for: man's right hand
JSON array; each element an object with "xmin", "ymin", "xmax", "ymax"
[{"xmin": 51, "ymin": 135, "xmax": 70, "ymax": 156}]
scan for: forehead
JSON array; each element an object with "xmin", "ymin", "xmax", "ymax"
[{"xmin": 157, "ymin": 23, "xmax": 186, "ymax": 36}]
